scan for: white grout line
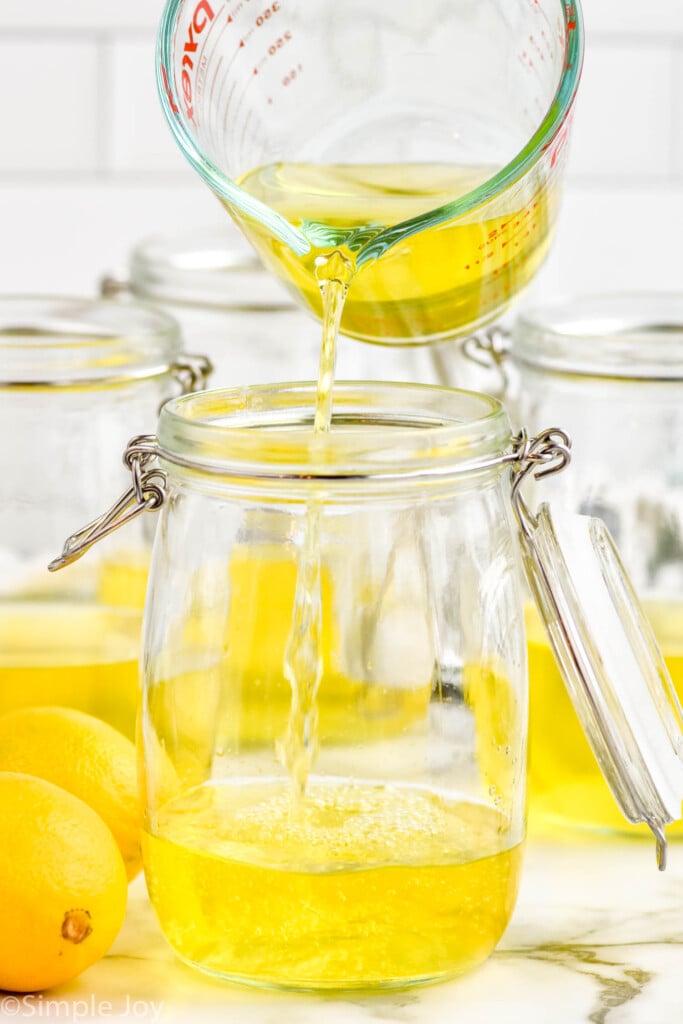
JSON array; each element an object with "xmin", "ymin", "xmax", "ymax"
[
  {"xmin": 588, "ymin": 31, "xmax": 683, "ymax": 47},
  {"xmin": 95, "ymin": 34, "xmax": 111, "ymax": 176},
  {"xmin": 0, "ymin": 27, "xmax": 155, "ymax": 41},
  {"xmin": 0, "ymin": 171, "xmax": 197, "ymax": 186},
  {"xmin": 672, "ymin": 44, "xmax": 683, "ymax": 176}
]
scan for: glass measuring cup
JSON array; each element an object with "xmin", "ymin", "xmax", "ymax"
[{"xmin": 157, "ymin": 0, "xmax": 583, "ymax": 345}]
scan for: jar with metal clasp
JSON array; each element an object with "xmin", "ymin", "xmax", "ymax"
[
  {"xmin": 463, "ymin": 294, "xmax": 683, "ymax": 837},
  {"xmin": 50, "ymin": 379, "xmax": 683, "ymax": 989},
  {"xmin": 0, "ymin": 295, "xmax": 211, "ymax": 738}
]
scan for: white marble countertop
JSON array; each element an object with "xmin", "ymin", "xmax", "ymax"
[{"xmin": 2, "ymin": 833, "xmax": 682, "ymax": 1024}]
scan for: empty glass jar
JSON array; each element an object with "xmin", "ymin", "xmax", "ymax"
[
  {"xmin": 510, "ymin": 294, "xmax": 683, "ymax": 835},
  {"xmin": 0, "ymin": 296, "xmax": 207, "ymax": 738}
]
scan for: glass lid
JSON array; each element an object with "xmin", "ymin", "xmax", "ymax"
[
  {"xmin": 129, "ymin": 226, "xmax": 297, "ymax": 311},
  {"xmin": 512, "ymin": 445, "xmax": 683, "ymax": 869},
  {"xmin": 513, "ymin": 294, "xmax": 683, "ymax": 379},
  {"xmin": 0, "ymin": 296, "xmax": 182, "ymax": 387}
]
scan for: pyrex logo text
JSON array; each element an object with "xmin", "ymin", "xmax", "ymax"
[{"xmin": 178, "ymin": 0, "xmax": 215, "ymax": 124}]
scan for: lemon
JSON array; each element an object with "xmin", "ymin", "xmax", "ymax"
[
  {"xmin": 0, "ymin": 707, "xmax": 142, "ymax": 880},
  {"xmin": 0, "ymin": 772, "xmax": 127, "ymax": 992}
]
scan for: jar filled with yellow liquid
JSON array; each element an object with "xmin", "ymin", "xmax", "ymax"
[
  {"xmin": 53, "ymin": 380, "xmax": 683, "ymax": 989},
  {"xmin": 508, "ymin": 294, "xmax": 683, "ymax": 836},
  {"xmin": 0, "ymin": 296, "xmax": 209, "ymax": 739}
]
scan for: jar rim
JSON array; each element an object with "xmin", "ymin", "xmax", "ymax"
[
  {"xmin": 513, "ymin": 293, "xmax": 683, "ymax": 379},
  {"xmin": 0, "ymin": 295, "xmax": 183, "ymax": 387},
  {"xmin": 157, "ymin": 381, "xmax": 512, "ymax": 483},
  {"xmin": 129, "ymin": 226, "xmax": 297, "ymax": 311}
]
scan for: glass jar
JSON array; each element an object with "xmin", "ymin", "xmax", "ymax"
[
  {"xmin": 510, "ymin": 294, "xmax": 683, "ymax": 835},
  {"xmin": 0, "ymin": 296, "xmax": 208, "ymax": 738},
  {"xmin": 51, "ymin": 379, "xmax": 683, "ymax": 990},
  {"xmin": 140, "ymin": 383, "xmax": 531, "ymax": 988},
  {"xmin": 104, "ymin": 226, "xmax": 462, "ymax": 387}
]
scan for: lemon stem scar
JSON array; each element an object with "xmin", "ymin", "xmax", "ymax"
[{"xmin": 61, "ymin": 909, "xmax": 93, "ymax": 945}]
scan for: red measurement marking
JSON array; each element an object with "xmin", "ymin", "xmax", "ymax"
[
  {"xmin": 160, "ymin": 65, "xmax": 179, "ymax": 114},
  {"xmin": 256, "ymin": 2, "xmax": 280, "ymax": 27},
  {"xmin": 227, "ymin": 1, "xmax": 244, "ymax": 24},
  {"xmin": 542, "ymin": 114, "xmax": 572, "ymax": 168},
  {"xmin": 283, "ymin": 64, "xmax": 303, "ymax": 86},
  {"xmin": 269, "ymin": 31, "xmax": 292, "ymax": 55},
  {"xmin": 180, "ymin": 0, "xmax": 215, "ymax": 125}
]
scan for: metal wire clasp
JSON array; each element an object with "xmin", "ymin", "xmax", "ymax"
[
  {"xmin": 461, "ymin": 326, "xmax": 511, "ymax": 394},
  {"xmin": 509, "ymin": 427, "xmax": 573, "ymax": 536},
  {"xmin": 171, "ymin": 355, "xmax": 213, "ymax": 395},
  {"xmin": 48, "ymin": 436, "xmax": 165, "ymax": 572}
]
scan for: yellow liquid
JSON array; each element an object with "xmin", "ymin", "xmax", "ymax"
[
  {"xmin": 527, "ymin": 601, "xmax": 683, "ymax": 836},
  {"xmin": 0, "ymin": 552, "xmax": 148, "ymax": 738},
  {"xmin": 143, "ymin": 780, "xmax": 522, "ymax": 990},
  {"xmin": 233, "ymin": 163, "xmax": 555, "ymax": 342},
  {"xmin": 97, "ymin": 550, "xmax": 150, "ymax": 611},
  {"xmin": 147, "ymin": 545, "xmax": 432, "ymax": 788},
  {"xmin": 0, "ymin": 602, "xmax": 141, "ymax": 738},
  {"xmin": 278, "ymin": 253, "xmax": 353, "ymax": 796},
  {"xmin": 145, "ymin": 191, "xmax": 528, "ymax": 989}
]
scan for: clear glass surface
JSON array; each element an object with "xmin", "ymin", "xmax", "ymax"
[
  {"xmin": 512, "ymin": 294, "xmax": 683, "ymax": 837},
  {"xmin": 0, "ymin": 296, "xmax": 182, "ymax": 738},
  {"xmin": 156, "ymin": 0, "xmax": 583, "ymax": 343},
  {"xmin": 125, "ymin": 226, "xmax": 453, "ymax": 387},
  {"xmin": 141, "ymin": 382, "xmax": 528, "ymax": 989}
]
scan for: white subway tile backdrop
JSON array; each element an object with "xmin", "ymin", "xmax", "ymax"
[{"xmin": 0, "ymin": 3, "xmax": 680, "ymax": 304}]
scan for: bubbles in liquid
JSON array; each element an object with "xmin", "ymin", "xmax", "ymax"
[{"xmin": 143, "ymin": 779, "xmax": 522, "ymax": 989}]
